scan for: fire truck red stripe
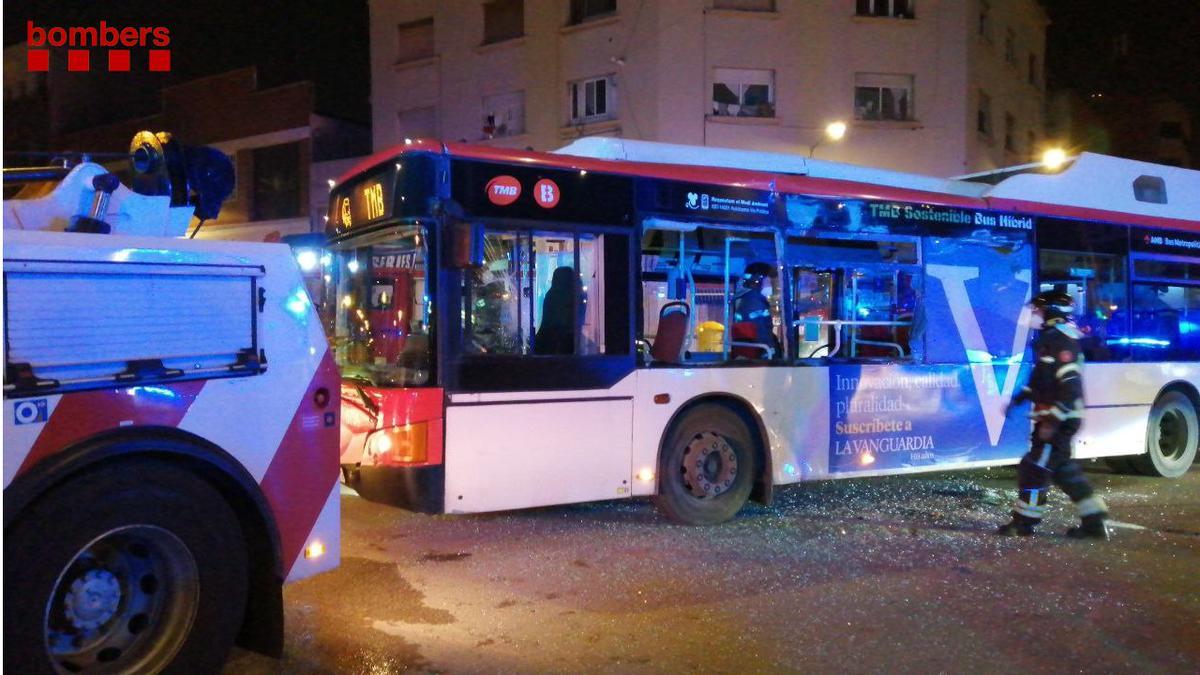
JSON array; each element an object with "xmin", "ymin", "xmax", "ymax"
[
  {"xmin": 258, "ymin": 351, "xmax": 340, "ymax": 576},
  {"xmin": 16, "ymin": 382, "xmax": 206, "ymax": 478}
]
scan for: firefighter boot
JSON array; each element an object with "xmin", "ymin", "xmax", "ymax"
[
  {"xmin": 996, "ymin": 513, "xmax": 1037, "ymax": 537},
  {"xmin": 1066, "ymin": 513, "xmax": 1109, "ymax": 540}
]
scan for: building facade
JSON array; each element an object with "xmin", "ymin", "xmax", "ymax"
[{"xmin": 369, "ymin": 0, "xmax": 1047, "ymax": 176}]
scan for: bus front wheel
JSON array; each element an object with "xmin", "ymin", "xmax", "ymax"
[
  {"xmin": 4, "ymin": 458, "xmax": 248, "ymax": 675},
  {"xmin": 1130, "ymin": 391, "xmax": 1199, "ymax": 478},
  {"xmin": 653, "ymin": 404, "xmax": 757, "ymax": 525}
]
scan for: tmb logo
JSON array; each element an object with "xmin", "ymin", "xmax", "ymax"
[{"xmin": 26, "ymin": 20, "xmax": 171, "ymax": 72}]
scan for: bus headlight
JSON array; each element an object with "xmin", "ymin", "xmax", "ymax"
[{"xmin": 365, "ymin": 423, "xmax": 428, "ymax": 465}]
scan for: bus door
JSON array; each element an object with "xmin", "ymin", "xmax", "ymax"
[{"xmin": 447, "ymin": 226, "xmax": 637, "ymax": 513}]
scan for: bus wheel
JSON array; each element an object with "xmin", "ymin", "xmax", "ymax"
[
  {"xmin": 4, "ymin": 459, "xmax": 248, "ymax": 674},
  {"xmin": 1131, "ymin": 391, "xmax": 1199, "ymax": 478},
  {"xmin": 653, "ymin": 404, "xmax": 757, "ymax": 525}
]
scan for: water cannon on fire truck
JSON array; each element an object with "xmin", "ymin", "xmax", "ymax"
[
  {"xmin": 5, "ymin": 130, "xmax": 234, "ymax": 237},
  {"xmin": 3, "ymin": 133, "xmax": 340, "ymax": 674}
]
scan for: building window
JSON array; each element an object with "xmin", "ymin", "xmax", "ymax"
[
  {"xmin": 483, "ymin": 91, "xmax": 525, "ymax": 138},
  {"xmin": 712, "ymin": 68, "xmax": 775, "ymax": 118},
  {"xmin": 1160, "ymin": 122, "xmax": 1184, "ymax": 139},
  {"xmin": 569, "ymin": 75, "xmax": 615, "ymax": 124},
  {"xmin": 1005, "ymin": 28, "xmax": 1016, "ymax": 64},
  {"xmin": 483, "ymin": 0, "xmax": 524, "ymax": 44},
  {"xmin": 856, "ymin": 0, "xmax": 914, "ymax": 18},
  {"xmin": 978, "ymin": 0, "xmax": 990, "ymax": 38},
  {"xmin": 569, "ymin": 0, "xmax": 616, "ymax": 25},
  {"xmin": 977, "ymin": 91, "xmax": 991, "ymax": 135},
  {"xmin": 396, "ymin": 18, "xmax": 435, "ymax": 64},
  {"xmin": 854, "ymin": 73, "xmax": 913, "ymax": 121},
  {"xmin": 252, "ymin": 142, "xmax": 302, "ymax": 221},
  {"xmin": 1004, "ymin": 113, "xmax": 1016, "ymax": 152},
  {"xmin": 714, "ymin": 0, "xmax": 775, "ymax": 10},
  {"xmin": 397, "ymin": 106, "xmax": 438, "ymax": 138},
  {"xmin": 1028, "ymin": 54, "xmax": 1038, "ymax": 86}
]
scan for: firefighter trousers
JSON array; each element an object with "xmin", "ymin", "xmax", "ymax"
[{"xmin": 1012, "ymin": 420, "xmax": 1106, "ymax": 524}]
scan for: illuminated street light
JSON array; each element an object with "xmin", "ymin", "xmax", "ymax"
[
  {"xmin": 809, "ymin": 121, "xmax": 848, "ymax": 158},
  {"xmin": 1042, "ymin": 148, "xmax": 1068, "ymax": 170}
]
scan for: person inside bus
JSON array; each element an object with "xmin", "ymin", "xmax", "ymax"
[
  {"xmin": 731, "ymin": 261, "xmax": 781, "ymax": 359},
  {"xmin": 534, "ymin": 266, "xmax": 582, "ymax": 355}
]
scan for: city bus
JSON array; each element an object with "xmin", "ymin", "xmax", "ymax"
[{"xmin": 324, "ymin": 138, "xmax": 1199, "ymax": 524}]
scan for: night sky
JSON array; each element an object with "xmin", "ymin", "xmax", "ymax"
[
  {"xmin": 5, "ymin": 1, "xmax": 1198, "ymax": 141},
  {"xmin": 1044, "ymin": 0, "xmax": 1200, "ymax": 107},
  {"xmin": 5, "ymin": 0, "xmax": 371, "ymax": 124}
]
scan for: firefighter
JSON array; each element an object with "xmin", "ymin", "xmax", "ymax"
[
  {"xmin": 732, "ymin": 261, "xmax": 780, "ymax": 358},
  {"xmin": 997, "ymin": 290, "xmax": 1109, "ymax": 539}
]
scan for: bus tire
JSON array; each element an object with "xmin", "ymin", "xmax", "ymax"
[
  {"xmin": 653, "ymin": 403, "xmax": 757, "ymax": 525},
  {"xmin": 4, "ymin": 458, "xmax": 248, "ymax": 675},
  {"xmin": 1130, "ymin": 391, "xmax": 1199, "ymax": 478}
]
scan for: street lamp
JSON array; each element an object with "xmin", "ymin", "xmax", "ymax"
[
  {"xmin": 1041, "ymin": 147, "xmax": 1068, "ymax": 171},
  {"xmin": 809, "ymin": 121, "xmax": 848, "ymax": 158}
]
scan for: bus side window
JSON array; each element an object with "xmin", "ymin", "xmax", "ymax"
[
  {"xmin": 793, "ymin": 268, "xmax": 836, "ymax": 358},
  {"xmin": 1129, "ymin": 263, "xmax": 1200, "ymax": 362},
  {"xmin": 463, "ymin": 227, "xmax": 617, "ymax": 357},
  {"xmin": 1036, "ymin": 219, "xmax": 1129, "ymax": 362},
  {"xmin": 845, "ymin": 269, "xmax": 921, "ymax": 361},
  {"xmin": 786, "ymin": 234, "xmax": 921, "ymax": 362}
]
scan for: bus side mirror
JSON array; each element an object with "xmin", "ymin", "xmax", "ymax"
[{"xmin": 450, "ymin": 221, "xmax": 484, "ymax": 269}]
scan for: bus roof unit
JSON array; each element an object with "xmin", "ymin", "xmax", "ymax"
[
  {"xmin": 984, "ymin": 152, "xmax": 1200, "ymax": 229},
  {"xmin": 554, "ymin": 137, "xmax": 990, "ymax": 199}
]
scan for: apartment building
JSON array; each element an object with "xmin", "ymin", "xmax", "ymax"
[{"xmin": 369, "ymin": 0, "xmax": 1047, "ymax": 176}]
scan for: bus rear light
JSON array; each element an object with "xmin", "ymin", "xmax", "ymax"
[
  {"xmin": 366, "ymin": 423, "xmax": 428, "ymax": 465},
  {"xmin": 305, "ymin": 541, "xmax": 326, "ymax": 559}
]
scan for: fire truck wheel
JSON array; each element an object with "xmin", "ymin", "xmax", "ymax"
[
  {"xmin": 4, "ymin": 458, "xmax": 248, "ymax": 675},
  {"xmin": 653, "ymin": 403, "xmax": 757, "ymax": 525},
  {"xmin": 1131, "ymin": 391, "xmax": 1199, "ymax": 478}
]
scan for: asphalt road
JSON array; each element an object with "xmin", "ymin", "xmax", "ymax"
[{"xmin": 225, "ymin": 463, "xmax": 1200, "ymax": 674}]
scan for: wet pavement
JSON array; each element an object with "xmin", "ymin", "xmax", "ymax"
[{"xmin": 225, "ymin": 464, "xmax": 1200, "ymax": 674}]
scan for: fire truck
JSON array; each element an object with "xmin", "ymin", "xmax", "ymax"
[{"xmin": 3, "ymin": 133, "xmax": 340, "ymax": 673}]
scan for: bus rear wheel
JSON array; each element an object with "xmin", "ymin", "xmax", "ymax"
[
  {"xmin": 4, "ymin": 458, "xmax": 248, "ymax": 674},
  {"xmin": 1130, "ymin": 391, "xmax": 1199, "ymax": 478},
  {"xmin": 653, "ymin": 404, "xmax": 757, "ymax": 525}
]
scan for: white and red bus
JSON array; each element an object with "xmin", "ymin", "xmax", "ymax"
[
  {"xmin": 4, "ymin": 134, "xmax": 339, "ymax": 672},
  {"xmin": 326, "ymin": 138, "xmax": 1199, "ymax": 525}
]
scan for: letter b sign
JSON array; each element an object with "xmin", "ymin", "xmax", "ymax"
[{"xmin": 533, "ymin": 179, "xmax": 560, "ymax": 209}]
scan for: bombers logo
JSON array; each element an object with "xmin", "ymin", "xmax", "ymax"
[
  {"xmin": 486, "ymin": 175, "xmax": 522, "ymax": 206},
  {"xmin": 25, "ymin": 20, "xmax": 171, "ymax": 72}
]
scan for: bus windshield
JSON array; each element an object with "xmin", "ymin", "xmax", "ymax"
[{"xmin": 324, "ymin": 224, "xmax": 432, "ymax": 387}]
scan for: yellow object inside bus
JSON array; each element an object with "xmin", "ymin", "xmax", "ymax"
[{"xmin": 696, "ymin": 321, "xmax": 725, "ymax": 352}]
